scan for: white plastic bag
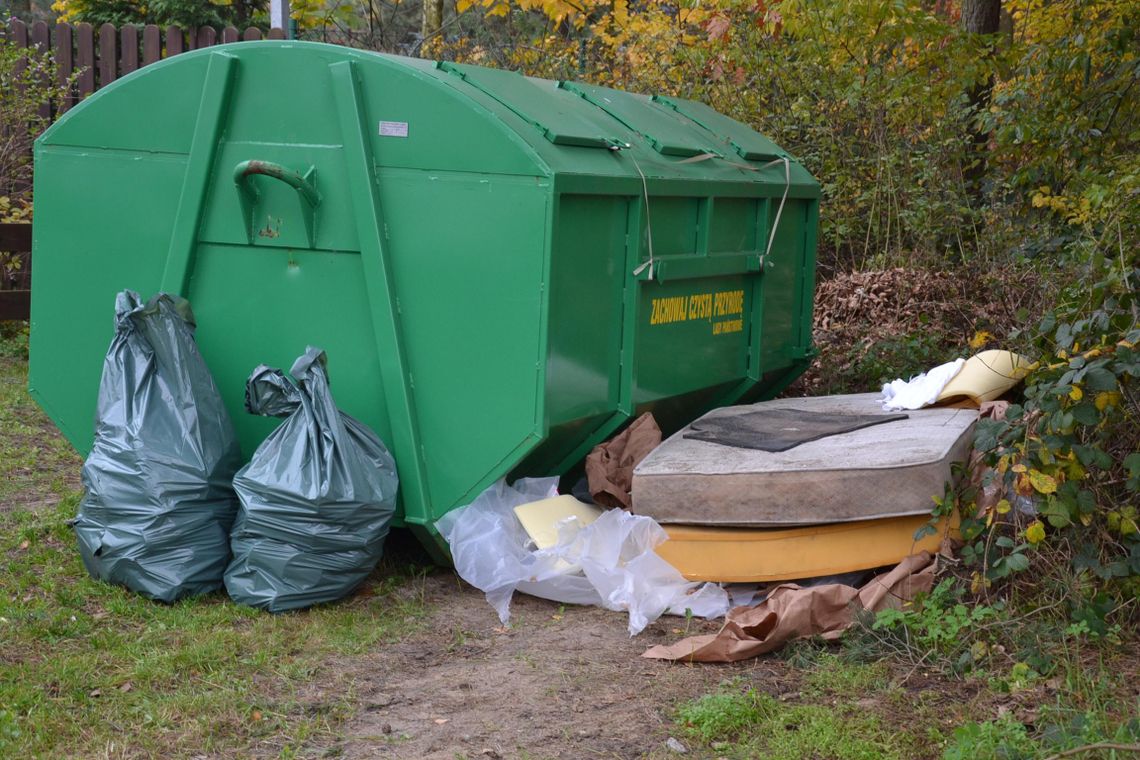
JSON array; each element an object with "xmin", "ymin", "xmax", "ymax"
[
  {"xmin": 436, "ymin": 479, "xmax": 729, "ymax": 635},
  {"xmin": 880, "ymin": 358, "xmax": 965, "ymax": 411}
]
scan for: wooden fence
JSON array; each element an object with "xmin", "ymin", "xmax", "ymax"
[
  {"xmin": 0, "ymin": 223, "xmax": 32, "ymax": 321},
  {"xmin": 4, "ymin": 19, "xmax": 288, "ymax": 112},
  {"xmin": 1, "ymin": 20, "xmax": 289, "ymax": 320}
]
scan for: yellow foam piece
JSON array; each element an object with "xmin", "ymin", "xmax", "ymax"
[
  {"xmin": 513, "ymin": 495, "xmax": 604, "ymax": 550},
  {"xmin": 657, "ymin": 511, "xmax": 960, "ymax": 583},
  {"xmin": 937, "ymin": 349, "xmax": 1031, "ymax": 404}
]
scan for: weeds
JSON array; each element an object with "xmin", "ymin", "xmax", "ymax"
[
  {"xmin": 676, "ymin": 672, "xmax": 918, "ymax": 760},
  {"xmin": 944, "ymin": 707, "xmax": 1140, "ymax": 760},
  {"xmin": 866, "ymin": 578, "xmax": 1002, "ymax": 674}
]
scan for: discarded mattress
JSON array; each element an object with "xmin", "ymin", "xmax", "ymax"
[
  {"xmin": 632, "ymin": 393, "xmax": 977, "ymax": 527},
  {"xmin": 656, "ymin": 512, "xmax": 959, "ymax": 583}
]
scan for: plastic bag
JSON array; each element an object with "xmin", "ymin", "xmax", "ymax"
[
  {"xmin": 436, "ymin": 479, "xmax": 729, "ymax": 635},
  {"xmin": 881, "ymin": 358, "xmax": 965, "ymax": 410},
  {"xmin": 73, "ymin": 290, "xmax": 242, "ymax": 602},
  {"xmin": 224, "ymin": 347, "xmax": 399, "ymax": 612}
]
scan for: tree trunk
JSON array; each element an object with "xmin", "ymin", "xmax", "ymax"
[
  {"xmin": 421, "ymin": 0, "xmax": 443, "ymax": 56},
  {"xmin": 9, "ymin": 0, "xmax": 31, "ymax": 19},
  {"xmin": 961, "ymin": 0, "xmax": 1001, "ymax": 198},
  {"xmin": 232, "ymin": 0, "xmax": 250, "ymax": 28},
  {"xmin": 961, "ymin": 0, "xmax": 1001, "ymax": 35}
]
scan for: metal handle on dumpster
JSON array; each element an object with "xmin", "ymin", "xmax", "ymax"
[{"xmin": 233, "ymin": 160, "xmax": 321, "ymax": 247}]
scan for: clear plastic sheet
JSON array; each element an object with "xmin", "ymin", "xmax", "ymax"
[{"xmin": 437, "ymin": 479, "xmax": 729, "ymax": 635}]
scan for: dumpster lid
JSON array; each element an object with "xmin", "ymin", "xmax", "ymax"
[
  {"xmin": 652, "ymin": 95, "xmax": 783, "ymax": 162},
  {"xmin": 437, "ymin": 62, "xmax": 620, "ymax": 149},
  {"xmin": 558, "ymin": 81, "xmax": 718, "ymax": 157}
]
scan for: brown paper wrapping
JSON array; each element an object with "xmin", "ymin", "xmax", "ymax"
[{"xmin": 642, "ymin": 552, "xmax": 937, "ymax": 662}]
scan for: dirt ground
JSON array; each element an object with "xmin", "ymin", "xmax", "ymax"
[{"xmin": 323, "ymin": 566, "xmax": 776, "ymax": 760}]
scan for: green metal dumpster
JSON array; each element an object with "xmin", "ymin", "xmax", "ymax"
[{"xmin": 30, "ymin": 41, "xmax": 820, "ymax": 558}]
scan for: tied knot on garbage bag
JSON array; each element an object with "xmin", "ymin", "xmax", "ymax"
[
  {"xmin": 224, "ymin": 346, "xmax": 399, "ymax": 612},
  {"xmin": 244, "ymin": 363, "xmax": 304, "ymax": 418},
  {"xmin": 73, "ymin": 290, "xmax": 242, "ymax": 603}
]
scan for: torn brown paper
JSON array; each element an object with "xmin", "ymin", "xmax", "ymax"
[
  {"xmin": 642, "ymin": 552, "xmax": 936, "ymax": 662},
  {"xmin": 586, "ymin": 413, "xmax": 662, "ymax": 510}
]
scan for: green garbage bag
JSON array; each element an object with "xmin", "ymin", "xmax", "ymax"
[
  {"xmin": 224, "ymin": 347, "xmax": 399, "ymax": 612},
  {"xmin": 73, "ymin": 291, "xmax": 242, "ymax": 602}
]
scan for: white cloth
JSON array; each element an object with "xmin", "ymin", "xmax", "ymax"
[{"xmin": 880, "ymin": 358, "xmax": 965, "ymax": 411}]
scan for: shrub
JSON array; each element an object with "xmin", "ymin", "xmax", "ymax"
[{"xmin": 0, "ymin": 33, "xmax": 72, "ymax": 199}]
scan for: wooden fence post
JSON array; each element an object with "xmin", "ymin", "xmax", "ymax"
[
  {"xmin": 166, "ymin": 25, "xmax": 184, "ymax": 56},
  {"xmin": 31, "ymin": 21, "xmax": 51, "ymax": 119},
  {"xmin": 121, "ymin": 25, "xmax": 139, "ymax": 75},
  {"xmin": 194, "ymin": 25, "xmax": 215, "ymax": 49},
  {"xmin": 76, "ymin": 23, "xmax": 95, "ymax": 98},
  {"xmin": 142, "ymin": 24, "xmax": 161, "ymax": 65},
  {"xmin": 0, "ymin": 224, "xmax": 33, "ymax": 321},
  {"xmin": 56, "ymin": 22, "xmax": 75, "ymax": 113},
  {"xmin": 98, "ymin": 23, "xmax": 116, "ymax": 87}
]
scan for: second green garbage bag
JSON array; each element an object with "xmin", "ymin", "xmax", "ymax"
[{"xmin": 224, "ymin": 347, "xmax": 399, "ymax": 612}]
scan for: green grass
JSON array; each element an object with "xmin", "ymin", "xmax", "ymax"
[
  {"xmin": 1, "ymin": 498, "xmax": 430, "ymax": 758},
  {"xmin": 0, "ymin": 353, "xmax": 432, "ymax": 758},
  {"xmin": 0, "ymin": 355, "xmax": 81, "ymax": 507},
  {"xmin": 676, "ymin": 655, "xmax": 921, "ymax": 760},
  {"xmin": 676, "ymin": 678, "xmax": 914, "ymax": 760},
  {"xmin": 677, "ymin": 636, "xmax": 1140, "ymax": 760}
]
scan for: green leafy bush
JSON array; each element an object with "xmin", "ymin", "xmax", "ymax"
[{"xmin": 933, "ymin": 249, "xmax": 1138, "ymax": 617}]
